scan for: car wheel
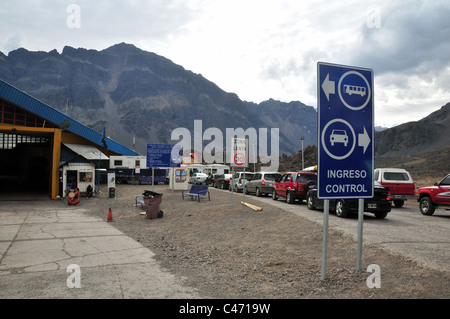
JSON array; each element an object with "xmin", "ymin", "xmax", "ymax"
[
  {"xmin": 256, "ymin": 187, "xmax": 262, "ymax": 197},
  {"xmin": 335, "ymin": 200, "xmax": 349, "ymax": 218},
  {"xmin": 374, "ymin": 211, "xmax": 388, "ymax": 219},
  {"xmin": 244, "ymin": 186, "xmax": 249, "ymax": 194},
  {"xmin": 272, "ymin": 189, "xmax": 278, "ymax": 200},
  {"xmin": 393, "ymin": 200, "xmax": 404, "ymax": 208},
  {"xmin": 286, "ymin": 191, "xmax": 295, "ymax": 204},
  {"xmin": 419, "ymin": 197, "xmax": 435, "ymax": 215},
  {"xmin": 307, "ymin": 194, "xmax": 315, "ymax": 210}
]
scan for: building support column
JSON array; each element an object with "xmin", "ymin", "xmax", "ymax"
[{"xmin": 51, "ymin": 128, "xmax": 62, "ymax": 199}]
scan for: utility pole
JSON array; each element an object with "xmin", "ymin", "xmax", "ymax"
[
  {"xmin": 301, "ymin": 136, "xmax": 304, "ymax": 170},
  {"xmin": 253, "ymin": 144, "xmax": 256, "ymax": 172}
]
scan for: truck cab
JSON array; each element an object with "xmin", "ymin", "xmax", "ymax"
[{"xmin": 417, "ymin": 174, "xmax": 450, "ymax": 215}]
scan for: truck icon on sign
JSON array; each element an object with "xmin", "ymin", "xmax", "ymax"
[{"xmin": 330, "ymin": 129, "xmax": 348, "ymax": 147}]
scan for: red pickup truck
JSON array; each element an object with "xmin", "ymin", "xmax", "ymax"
[
  {"xmin": 272, "ymin": 172, "xmax": 317, "ymax": 204},
  {"xmin": 374, "ymin": 168, "xmax": 416, "ymax": 207},
  {"xmin": 417, "ymin": 174, "xmax": 450, "ymax": 215}
]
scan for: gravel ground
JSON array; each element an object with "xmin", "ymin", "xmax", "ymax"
[{"xmin": 81, "ymin": 183, "xmax": 449, "ymax": 299}]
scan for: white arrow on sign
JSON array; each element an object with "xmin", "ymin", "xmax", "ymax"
[
  {"xmin": 358, "ymin": 127, "xmax": 371, "ymax": 154},
  {"xmin": 321, "ymin": 73, "xmax": 335, "ymax": 101}
]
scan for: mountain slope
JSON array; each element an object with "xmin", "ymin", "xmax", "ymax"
[
  {"xmin": 375, "ymin": 102, "xmax": 450, "ymax": 157},
  {"xmin": 0, "ymin": 43, "xmax": 316, "ymax": 156}
]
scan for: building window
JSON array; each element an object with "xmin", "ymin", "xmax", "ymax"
[{"xmin": 80, "ymin": 172, "xmax": 93, "ymax": 183}]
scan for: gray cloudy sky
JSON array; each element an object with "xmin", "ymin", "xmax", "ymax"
[{"xmin": 1, "ymin": 0, "xmax": 449, "ymax": 127}]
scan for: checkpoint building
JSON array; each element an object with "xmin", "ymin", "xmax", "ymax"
[{"xmin": 0, "ymin": 79, "xmax": 139, "ymax": 199}]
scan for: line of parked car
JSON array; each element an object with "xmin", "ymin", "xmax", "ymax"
[
  {"xmin": 194, "ymin": 167, "xmax": 450, "ymax": 218},
  {"xmin": 209, "ymin": 168, "xmax": 422, "ymax": 219}
]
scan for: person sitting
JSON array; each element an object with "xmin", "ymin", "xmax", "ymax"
[{"xmin": 86, "ymin": 185, "xmax": 93, "ymax": 199}]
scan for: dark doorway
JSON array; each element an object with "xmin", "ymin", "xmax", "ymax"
[
  {"xmin": 66, "ymin": 170, "xmax": 78, "ymax": 190},
  {"xmin": 0, "ymin": 132, "xmax": 52, "ymax": 200}
]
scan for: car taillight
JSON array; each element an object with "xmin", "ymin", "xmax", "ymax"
[
  {"xmin": 261, "ymin": 179, "xmax": 265, "ymax": 186},
  {"xmin": 239, "ymin": 178, "xmax": 242, "ymax": 183},
  {"xmin": 387, "ymin": 191, "xmax": 392, "ymax": 201}
]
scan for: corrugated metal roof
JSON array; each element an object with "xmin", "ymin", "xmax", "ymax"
[
  {"xmin": 0, "ymin": 79, "xmax": 139, "ymax": 156},
  {"xmin": 63, "ymin": 143, "xmax": 109, "ymax": 160}
]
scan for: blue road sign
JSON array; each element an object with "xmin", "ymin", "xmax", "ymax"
[
  {"xmin": 317, "ymin": 62, "xmax": 374, "ymax": 199},
  {"xmin": 147, "ymin": 144, "xmax": 182, "ymax": 168}
]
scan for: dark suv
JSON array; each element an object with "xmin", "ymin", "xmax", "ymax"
[{"xmin": 272, "ymin": 172, "xmax": 317, "ymax": 204}]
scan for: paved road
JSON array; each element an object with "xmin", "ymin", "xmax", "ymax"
[
  {"xmin": 0, "ymin": 200, "xmax": 199, "ymax": 299},
  {"xmin": 223, "ymin": 189, "xmax": 450, "ymax": 273}
]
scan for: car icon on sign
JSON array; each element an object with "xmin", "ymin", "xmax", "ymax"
[{"xmin": 330, "ymin": 129, "xmax": 348, "ymax": 147}]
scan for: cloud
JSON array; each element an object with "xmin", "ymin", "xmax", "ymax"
[
  {"xmin": 0, "ymin": 0, "xmax": 204, "ymax": 53},
  {"xmin": 352, "ymin": 0, "xmax": 450, "ymax": 74},
  {"xmin": 0, "ymin": 0, "xmax": 448, "ymax": 127}
]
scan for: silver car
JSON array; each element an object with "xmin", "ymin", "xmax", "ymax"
[
  {"xmin": 244, "ymin": 172, "xmax": 282, "ymax": 197},
  {"xmin": 230, "ymin": 172, "xmax": 254, "ymax": 192}
]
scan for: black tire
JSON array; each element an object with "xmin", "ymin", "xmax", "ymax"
[
  {"xmin": 335, "ymin": 200, "xmax": 350, "ymax": 218},
  {"xmin": 393, "ymin": 200, "xmax": 404, "ymax": 208},
  {"xmin": 374, "ymin": 211, "xmax": 388, "ymax": 219},
  {"xmin": 255, "ymin": 187, "xmax": 262, "ymax": 197},
  {"xmin": 419, "ymin": 197, "xmax": 435, "ymax": 215},
  {"xmin": 286, "ymin": 191, "xmax": 295, "ymax": 204},
  {"xmin": 272, "ymin": 189, "xmax": 278, "ymax": 200},
  {"xmin": 244, "ymin": 186, "xmax": 249, "ymax": 195},
  {"xmin": 307, "ymin": 194, "xmax": 315, "ymax": 210}
]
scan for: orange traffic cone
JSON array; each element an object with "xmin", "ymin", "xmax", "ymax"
[{"xmin": 107, "ymin": 208, "xmax": 113, "ymax": 222}]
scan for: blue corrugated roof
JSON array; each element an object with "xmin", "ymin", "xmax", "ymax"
[{"xmin": 0, "ymin": 79, "xmax": 139, "ymax": 156}]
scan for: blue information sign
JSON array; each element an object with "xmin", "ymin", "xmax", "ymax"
[
  {"xmin": 317, "ymin": 62, "xmax": 374, "ymax": 199},
  {"xmin": 147, "ymin": 144, "xmax": 182, "ymax": 168}
]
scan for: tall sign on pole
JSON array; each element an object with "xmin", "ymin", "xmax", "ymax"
[
  {"xmin": 229, "ymin": 137, "xmax": 249, "ymax": 206},
  {"xmin": 318, "ymin": 62, "xmax": 374, "ymax": 199},
  {"xmin": 317, "ymin": 62, "xmax": 374, "ymax": 279}
]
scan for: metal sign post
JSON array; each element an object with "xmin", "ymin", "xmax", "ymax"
[
  {"xmin": 356, "ymin": 198, "xmax": 364, "ymax": 271},
  {"xmin": 317, "ymin": 62, "xmax": 374, "ymax": 279},
  {"xmin": 321, "ymin": 200, "xmax": 330, "ymax": 281},
  {"xmin": 230, "ymin": 138, "xmax": 249, "ymax": 207}
]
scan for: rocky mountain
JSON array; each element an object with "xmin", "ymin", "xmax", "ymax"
[
  {"xmin": 245, "ymin": 99, "xmax": 317, "ymax": 152},
  {"xmin": 0, "ymin": 43, "xmax": 317, "ymax": 157},
  {"xmin": 374, "ymin": 102, "xmax": 450, "ymax": 157}
]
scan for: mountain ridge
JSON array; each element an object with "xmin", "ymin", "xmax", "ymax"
[
  {"xmin": 1, "ymin": 42, "xmax": 449, "ymax": 167},
  {"xmin": 1, "ymin": 43, "xmax": 317, "ymax": 156}
]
